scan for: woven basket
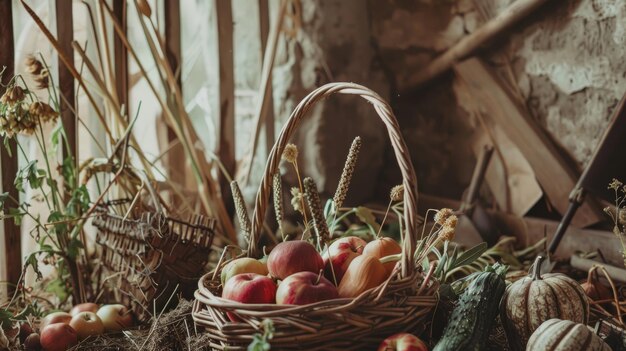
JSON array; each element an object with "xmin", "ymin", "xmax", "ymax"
[
  {"xmin": 192, "ymin": 82, "xmax": 439, "ymax": 350},
  {"xmin": 94, "ymin": 200, "xmax": 216, "ymax": 322}
]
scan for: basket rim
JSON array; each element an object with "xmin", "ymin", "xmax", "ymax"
[{"xmin": 194, "ymin": 264, "xmax": 438, "ymax": 317}]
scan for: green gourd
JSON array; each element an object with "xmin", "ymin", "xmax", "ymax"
[{"xmin": 433, "ymin": 264, "xmax": 507, "ymax": 351}]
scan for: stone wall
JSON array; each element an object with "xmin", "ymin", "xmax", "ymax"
[{"xmin": 369, "ymin": 0, "xmax": 626, "ymax": 203}]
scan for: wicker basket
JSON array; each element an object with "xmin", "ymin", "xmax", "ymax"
[
  {"xmin": 94, "ymin": 201, "xmax": 216, "ymax": 322},
  {"xmin": 192, "ymin": 82, "xmax": 439, "ymax": 350}
]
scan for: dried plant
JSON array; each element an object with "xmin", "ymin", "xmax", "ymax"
[
  {"xmin": 333, "ymin": 136, "xmax": 361, "ymax": 208},
  {"xmin": 272, "ymin": 173, "xmax": 284, "ymax": 238},
  {"xmin": 20, "ymin": 0, "xmax": 235, "ymax": 242},
  {"xmin": 230, "ymin": 181, "xmax": 251, "ymax": 243},
  {"xmin": 605, "ymin": 178, "xmax": 626, "ymax": 267},
  {"xmin": 304, "ymin": 177, "xmax": 330, "ymax": 249},
  {"xmin": 282, "ymin": 143, "xmax": 308, "ymax": 227}
]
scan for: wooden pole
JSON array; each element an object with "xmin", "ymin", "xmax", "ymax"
[
  {"xmin": 403, "ymin": 0, "xmax": 550, "ymax": 91},
  {"xmin": 164, "ymin": 0, "xmax": 186, "ymax": 187},
  {"xmin": 259, "ymin": 0, "xmax": 275, "ymax": 154},
  {"xmin": 215, "ymin": 0, "xmax": 235, "ymax": 214},
  {"xmin": 56, "ymin": 0, "xmax": 77, "ymax": 165},
  {"xmin": 113, "ymin": 0, "xmax": 128, "ymax": 118},
  {"xmin": 0, "ymin": 0, "xmax": 22, "ymax": 295}
]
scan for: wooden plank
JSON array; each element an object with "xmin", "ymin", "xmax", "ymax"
[
  {"xmin": 215, "ymin": 0, "xmax": 235, "ymax": 213},
  {"xmin": 258, "ymin": 0, "xmax": 275, "ymax": 152},
  {"xmin": 0, "ymin": 0, "xmax": 21, "ymax": 294},
  {"xmin": 164, "ymin": 0, "xmax": 186, "ymax": 186},
  {"xmin": 56, "ymin": 0, "xmax": 77, "ymax": 167},
  {"xmin": 112, "ymin": 0, "xmax": 128, "ymax": 117},
  {"xmin": 454, "ymin": 57, "xmax": 603, "ymax": 227},
  {"xmin": 404, "ymin": 0, "xmax": 550, "ymax": 91}
]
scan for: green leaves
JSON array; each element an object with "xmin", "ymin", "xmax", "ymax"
[
  {"xmin": 429, "ymin": 242, "xmax": 489, "ymax": 284},
  {"xmin": 14, "ymin": 160, "xmax": 47, "ymax": 192},
  {"xmin": 248, "ymin": 319, "xmax": 274, "ymax": 351},
  {"xmin": 25, "ymin": 253, "xmax": 42, "ymax": 281},
  {"xmin": 355, "ymin": 206, "xmax": 380, "ymax": 235},
  {"xmin": 45, "ymin": 277, "xmax": 69, "ymax": 303}
]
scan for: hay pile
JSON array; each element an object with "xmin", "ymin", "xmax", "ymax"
[{"xmin": 74, "ymin": 299, "xmax": 211, "ymax": 350}]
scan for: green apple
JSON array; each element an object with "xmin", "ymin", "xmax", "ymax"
[{"xmin": 220, "ymin": 257, "xmax": 268, "ymax": 285}]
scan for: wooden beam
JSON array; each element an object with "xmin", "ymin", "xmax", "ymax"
[
  {"xmin": 164, "ymin": 0, "xmax": 186, "ymax": 187},
  {"xmin": 259, "ymin": 0, "xmax": 275, "ymax": 153},
  {"xmin": 112, "ymin": 0, "xmax": 128, "ymax": 117},
  {"xmin": 404, "ymin": 0, "xmax": 550, "ymax": 91},
  {"xmin": 0, "ymin": 0, "xmax": 21, "ymax": 294},
  {"xmin": 56, "ymin": 0, "xmax": 77, "ymax": 167},
  {"xmin": 455, "ymin": 58, "xmax": 604, "ymax": 227},
  {"xmin": 215, "ymin": 0, "xmax": 235, "ymax": 213}
]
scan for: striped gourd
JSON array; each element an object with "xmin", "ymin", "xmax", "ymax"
[
  {"xmin": 526, "ymin": 319, "xmax": 610, "ymax": 351},
  {"xmin": 501, "ymin": 256, "xmax": 589, "ymax": 351}
]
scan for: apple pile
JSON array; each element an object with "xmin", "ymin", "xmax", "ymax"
[
  {"xmin": 378, "ymin": 333, "xmax": 428, "ymax": 351},
  {"xmin": 21, "ymin": 303, "xmax": 133, "ymax": 351},
  {"xmin": 219, "ymin": 235, "xmax": 404, "ymax": 318}
]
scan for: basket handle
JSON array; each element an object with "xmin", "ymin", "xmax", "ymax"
[{"xmin": 249, "ymin": 82, "xmax": 419, "ymax": 278}]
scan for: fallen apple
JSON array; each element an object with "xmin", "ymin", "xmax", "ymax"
[
  {"xmin": 39, "ymin": 311, "xmax": 72, "ymax": 331},
  {"xmin": 323, "ymin": 236, "xmax": 366, "ymax": 284},
  {"xmin": 220, "ymin": 257, "xmax": 269, "ymax": 285},
  {"xmin": 70, "ymin": 302, "xmax": 99, "ymax": 316},
  {"xmin": 223, "ymin": 273, "xmax": 277, "ymax": 321},
  {"xmin": 363, "ymin": 237, "xmax": 402, "ymax": 274},
  {"xmin": 19, "ymin": 323, "xmax": 33, "ymax": 343},
  {"xmin": 378, "ymin": 333, "xmax": 428, "ymax": 351},
  {"xmin": 267, "ymin": 241, "xmax": 324, "ymax": 280},
  {"xmin": 69, "ymin": 311, "xmax": 105, "ymax": 339},
  {"xmin": 40, "ymin": 323, "xmax": 77, "ymax": 351},
  {"xmin": 23, "ymin": 333, "xmax": 41, "ymax": 351},
  {"xmin": 276, "ymin": 271, "xmax": 338, "ymax": 305},
  {"xmin": 96, "ymin": 304, "xmax": 134, "ymax": 331}
]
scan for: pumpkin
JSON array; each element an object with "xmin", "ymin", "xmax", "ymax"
[
  {"xmin": 526, "ymin": 319, "xmax": 611, "ymax": 351},
  {"xmin": 337, "ymin": 255, "xmax": 388, "ymax": 298},
  {"xmin": 362, "ymin": 237, "xmax": 402, "ymax": 274},
  {"xmin": 501, "ymin": 256, "xmax": 589, "ymax": 351},
  {"xmin": 581, "ymin": 266, "xmax": 613, "ymax": 302}
]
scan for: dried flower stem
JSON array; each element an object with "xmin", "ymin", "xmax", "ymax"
[
  {"xmin": 231, "ymin": 181, "xmax": 251, "ymax": 243},
  {"xmin": 292, "ymin": 159, "xmax": 308, "ymax": 226},
  {"xmin": 333, "ymin": 136, "xmax": 361, "ymax": 208},
  {"xmin": 304, "ymin": 177, "xmax": 330, "ymax": 249}
]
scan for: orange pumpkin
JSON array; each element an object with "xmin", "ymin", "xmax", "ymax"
[
  {"xmin": 338, "ymin": 255, "xmax": 388, "ymax": 298},
  {"xmin": 362, "ymin": 237, "xmax": 402, "ymax": 274}
]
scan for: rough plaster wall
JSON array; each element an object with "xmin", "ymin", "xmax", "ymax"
[
  {"xmin": 234, "ymin": 0, "xmax": 388, "ymax": 208},
  {"xmin": 369, "ymin": 0, "xmax": 476, "ymax": 198},
  {"xmin": 369, "ymin": 0, "xmax": 626, "ymax": 199}
]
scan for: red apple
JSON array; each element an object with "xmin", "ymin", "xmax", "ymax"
[
  {"xmin": 40, "ymin": 323, "xmax": 77, "ymax": 351},
  {"xmin": 323, "ymin": 236, "xmax": 366, "ymax": 284},
  {"xmin": 69, "ymin": 311, "xmax": 104, "ymax": 339},
  {"xmin": 276, "ymin": 271, "xmax": 338, "ymax": 305},
  {"xmin": 70, "ymin": 302, "xmax": 99, "ymax": 316},
  {"xmin": 96, "ymin": 304, "xmax": 134, "ymax": 331},
  {"xmin": 267, "ymin": 241, "xmax": 324, "ymax": 280},
  {"xmin": 223, "ymin": 273, "xmax": 277, "ymax": 321},
  {"xmin": 19, "ymin": 323, "xmax": 34, "ymax": 343},
  {"xmin": 24, "ymin": 333, "xmax": 41, "ymax": 351},
  {"xmin": 39, "ymin": 312, "xmax": 72, "ymax": 331},
  {"xmin": 378, "ymin": 333, "xmax": 428, "ymax": 351},
  {"xmin": 220, "ymin": 257, "xmax": 269, "ymax": 285},
  {"xmin": 363, "ymin": 237, "xmax": 402, "ymax": 274}
]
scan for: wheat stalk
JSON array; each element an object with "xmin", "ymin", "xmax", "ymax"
[
  {"xmin": 333, "ymin": 136, "xmax": 361, "ymax": 208},
  {"xmin": 304, "ymin": 177, "xmax": 330, "ymax": 247},
  {"xmin": 272, "ymin": 173, "xmax": 284, "ymax": 237},
  {"xmin": 230, "ymin": 181, "xmax": 251, "ymax": 243}
]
